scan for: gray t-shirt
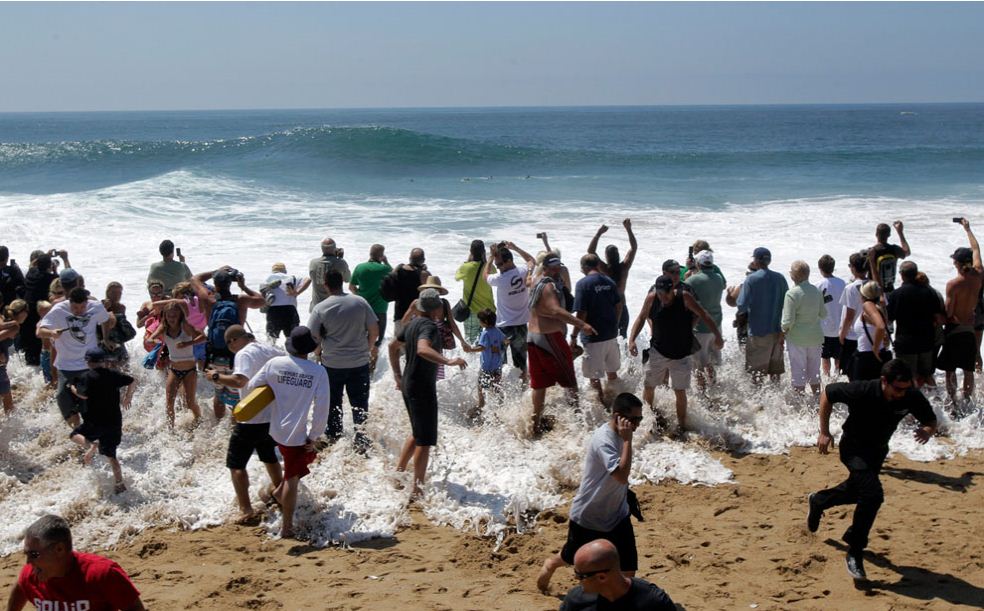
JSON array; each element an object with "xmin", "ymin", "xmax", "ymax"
[
  {"xmin": 308, "ymin": 256, "xmax": 352, "ymax": 312},
  {"xmin": 147, "ymin": 260, "xmax": 192, "ymax": 293},
  {"xmin": 307, "ymin": 293, "xmax": 377, "ymax": 368},
  {"xmin": 568, "ymin": 422, "xmax": 628, "ymax": 531}
]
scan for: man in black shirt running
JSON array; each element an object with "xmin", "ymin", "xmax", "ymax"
[{"xmin": 808, "ymin": 359, "xmax": 937, "ymax": 581}]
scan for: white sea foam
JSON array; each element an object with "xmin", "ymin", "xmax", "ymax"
[{"xmin": 1, "ymin": 173, "xmax": 981, "ymax": 555}]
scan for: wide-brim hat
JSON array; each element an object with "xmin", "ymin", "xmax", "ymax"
[{"xmin": 418, "ymin": 276, "xmax": 449, "ymax": 295}]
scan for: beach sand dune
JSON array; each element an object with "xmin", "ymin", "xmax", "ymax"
[{"xmin": 3, "ymin": 447, "xmax": 980, "ymax": 610}]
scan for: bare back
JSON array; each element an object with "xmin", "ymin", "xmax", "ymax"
[{"xmin": 946, "ymin": 270, "xmax": 983, "ymax": 325}]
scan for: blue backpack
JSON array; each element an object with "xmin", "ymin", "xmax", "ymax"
[{"xmin": 207, "ymin": 299, "xmax": 240, "ymax": 350}]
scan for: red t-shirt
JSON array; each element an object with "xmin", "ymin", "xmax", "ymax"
[{"xmin": 18, "ymin": 551, "xmax": 140, "ymax": 611}]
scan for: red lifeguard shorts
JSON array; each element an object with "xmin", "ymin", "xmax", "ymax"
[
  {"xmin": 278, "ymin": 444, "xmax": 316, "ymax": 480},
  {"xmin": 528, "ymin": 331, "xmax": 578, "ymax": 390}
]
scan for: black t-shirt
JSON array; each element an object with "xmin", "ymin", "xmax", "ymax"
[
  {"xmin": 394, "ymin": 266, "xmax": 424, "ymax": 321},
  {"xmin": 77, "ymin": 368, "xmax": 134, "ymax": 428},
  {"xmin": 397, "ymin": 317, "xmax": 440, "ymax": 388},
  {"xmin": 871, "ymin": 243, "xmax": 906, "ymax": 290},
  {"xmin": 826, "ymin": 380, "xmax": 936, "ymax": 462},
  {"xmin": 561, "ymin": 577, "xmax": 676, "ymax": 611},
  {"xmin": 0, "ymin": 262, "xmax": 25, "ymax": 306},
  {"xmin": 24, "ymin": 268, "xmax": 57, "ymax": 304},
  {"xmin": 886, "ymin": 282, "xmax": 943, "ymax": 353}
]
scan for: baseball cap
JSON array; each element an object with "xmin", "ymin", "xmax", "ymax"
[
  {"xmin": 661, "ymin": 259, "xmax": 681, "ymax": 273},
  {"xmin": 654, "ymin": 275, "xmax": 674, "ymax": 292},
  {"xmin": 285, "ymin": 326, "xmax": 318, "ymax": 356},
  {"xmin": 59, "ymin": 268, "xmax": 81, "ymax": 289},
  {"xmin": 951, "ymin": 247, "xmax": 973, "ymax": 264},
  {"xmin": 544, "ymin": 255, "xmax": 562, "ymax": 268},
  {"xmin": 417, "ymin": 288, "xmax": 443, "ymax": 312},
  {"xmin": 695, "ymin": 250, "xmax": 714, "ymax": 268},
  {"xmin": 752, "ymin": 247, "xmax": 772, "ymax": 262}
]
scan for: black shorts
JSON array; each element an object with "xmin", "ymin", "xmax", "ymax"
[
  {"xmin": 560, "ymin": 514, "xmax": 637, "ymax": 571},
  {"xmin": 226, "ymin": 422, "xmax": 279, "ymax": 470},
  {"xmin": 821, "ymin": 336, "xmax": 842, "ymax": 360},
  {"xmin": 478, "ymin": 369, "xmax": 501, "ymax": 390},
  {"xmin": 840, "ymin": 339, "xmax": 858, "ymax": 378},
  {"xmin": 266, "ymin": 305, "xmax": 300, "ymax": 339},
  {"xmin": 402, "ymin": 383, "xmax": 438, "ymax": 447},
  {"xmin": 937, "ymin": 328, "xmax": 977, "ymax": 372},
  {"xmin": 71, "ymin": 422, "xmax": 122, "ymax": 459}
]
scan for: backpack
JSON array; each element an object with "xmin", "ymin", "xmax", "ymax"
[
  {"xmin": 207, "ymin": 299, "xmax": 240, "ymax": 350},
  {"xmin": 379, "ymin": 271, "xmax": 399, "ymax": 302},
  {"xmin": 875, "ymin": 250, "xmax": 898, "ymax": 290}
]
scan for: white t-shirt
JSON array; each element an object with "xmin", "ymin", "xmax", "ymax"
[
  {"xmin": 40, "ymin": 300, "xmax": 111, "ymax": 371},
  {"xmin": 568, "ymin": 423, "xmax": 629, "ymax": 532},
  {"xmin": 247, "ymin": 355, "xmax": 329, "ymax": 446},
  {"xmin": 233, "ymin": 341, "xmax": 285, "ymax": 424},
  {"xmin": 263, "ymin": 272, "xmax": 299, "ymax": 307},
  {"xmin": 487, "ymin": 264, "xmax": 530, "ymax": 327},
  {"xmin": 839, "ymin": 278, "xmax": 863, "ymax": 341},
  {"xmin": 816, "ymin": 275, "xmax": 846, "ymax": 338}
]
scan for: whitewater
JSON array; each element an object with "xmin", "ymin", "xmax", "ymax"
[
  {"xmin": 1, "ymin": 170, "xmax": 982, "ymax": 556},
  {"xmin": 1, "ymin": 105, "xmax": 983, "ymax": 555}
]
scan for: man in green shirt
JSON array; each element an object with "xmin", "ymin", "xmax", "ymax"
[
  {"xmin": 147, "ymin": 240, "xmax": 191, "ymax": 294},
  {"xmin": 349, "ymin": 244, "xmax": 393, "ymax": 353},
  {"xmin": 684, "ymin": 250, "xmax": 725, "ymax": 391}
]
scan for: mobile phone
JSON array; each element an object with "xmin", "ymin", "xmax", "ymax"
[
  {"xmin": 536, "ymin": 232, "xmax": 545, "ymax": 239},
  {"xmin": 953, "ymin": 217, "xmax": 964, "ymax": 223},
  {"xmin": 176, "ymin": 247, "xmax": 182, "ymax": 257},
  {"xmin": 688, "ymin": 246, "xmax": 694, "ymax": 258}
]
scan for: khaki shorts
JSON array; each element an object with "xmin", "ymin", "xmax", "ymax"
[
  {"xmin": 581, "ymin": 338, "xmax": 621, "ymax": 379},
  {"xmin": 645, "ymin": 350, "xmax": 692, "ymax": 390},
  {"xmin": 745, "ymin": 333, "xmax": 785, "ymax": 375}
]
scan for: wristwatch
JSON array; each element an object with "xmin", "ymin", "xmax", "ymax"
[{"xmin": 211, "ymin": 372, "xmax": 220, "ymax": 382}]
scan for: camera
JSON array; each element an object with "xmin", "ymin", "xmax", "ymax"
[
  {"xmin": 225, "ymin": 268, "xmax": 244, "ymax": 282},
  {"xmin": 536, "ymin": 232, "xmax": 545, "ymax": 239},
  {"xmin": 953, "ymin": 217, "xmax": 964, "ymax": 223}
]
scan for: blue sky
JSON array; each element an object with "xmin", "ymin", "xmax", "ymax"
[{"xmin": 1, "ymin": 2, "xmax": 982, "ymax": 111}]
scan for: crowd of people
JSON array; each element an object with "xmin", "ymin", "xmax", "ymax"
[{"xmin": 1, "ymin": 215, "xmax": 977, "ymax": 606}]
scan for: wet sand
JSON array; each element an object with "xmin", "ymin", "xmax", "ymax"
[{"xmin": 2, "ymin": 447, "xmax": 981, "ymax": 610}]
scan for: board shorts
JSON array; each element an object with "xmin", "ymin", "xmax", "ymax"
[
  {"xmin": 581, "ymin": 338, "xmax": 621, "ymax": 379},
  {"xmin": 278, "ymin": 444, "xmax": 316, "ymax": 480},
  {"xmin": 745, "ymin": 332, "xmax": 785, "ymax": 375},
  {"xmin": 226, "ymin": 422, "xmax": 279, "ymax": 470},
  {"xmin": 403, "ymin": 382, "xmax": 438, "ymax": 446},
  {"xmin": 645, "ymin": 350, "xmax": 691, "ymax": 390},
  {"xmin": 561, "ymin": 514, "xmax": 638, "ymax": 572},
  {"xmin": 478, "ymin": 369, "xmax": 502, "ymax": 390},
  {"xmin": 895, "ymin": 350, "xmax": 936, "ymax": 378},
  {"xmin": 528, "ymin": 331, "xmax": 577, "ymax": 390},
  {"xmin": 692, "ymin": 332, "xmax": 721, "ymax": 369},
  {"xmin": 821, "ymin": 336, "xmax": 842, "ymax": 360},
  {"xmin": 71, "ymin": 421, "xmax": 122, "ymax": 459},
  {"xmin": 266, "ymin": 305, "xmax": 300, "ymax": 340},
  {"xmin": 937, "ymin": 325, "xmax": 976, "ymax": 372},
  {"xmin": 500, "ymin": 324, "xmax": 528, "ymax": 372}
]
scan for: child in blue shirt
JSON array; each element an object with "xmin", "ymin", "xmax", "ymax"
[{"xmin": 464, "ymin": 309, "xmax": 507, "ymax": 415}]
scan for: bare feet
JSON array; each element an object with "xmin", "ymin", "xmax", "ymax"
[
  {"xmin": 234, "ymin": 509, "xmax": 261, "ymax": 525},
  {"xmin": 113, "ymin": 481, "xmax": 127, "ymax": 494},
  {"xmin": 536, "ymin": 560, "xmax": 555, "ymax": 593},
  {"xmin": 82, "ymin": 444, "xmax": 98, "ymax": 466}
]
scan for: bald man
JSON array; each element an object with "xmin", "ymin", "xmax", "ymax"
[{"xmin": 560, "ymin": 539, "xmax": 675, "ymax": 610}]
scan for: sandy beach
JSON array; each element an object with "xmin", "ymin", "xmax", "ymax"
[{"xmin": 3, "ymin": 446, "xmax": 980, "ymax": 610}]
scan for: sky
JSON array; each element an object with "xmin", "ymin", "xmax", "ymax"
[{"xmin": 0, "ymin": 2, "xmax": 983, "ymax": 112}]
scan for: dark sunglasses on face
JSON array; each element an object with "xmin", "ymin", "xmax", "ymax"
[
  {"xmin": 574, "ymin": 567, "xmax": 612, "ymax": 580},
  {"xmin": 25, "ymin": 544, "xmax": 52, "ymax": 560}
]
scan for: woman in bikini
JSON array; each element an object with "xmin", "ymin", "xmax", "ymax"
[{"xmin": 148, "ymin": 302, "xmax": 205, "ymax": 428}]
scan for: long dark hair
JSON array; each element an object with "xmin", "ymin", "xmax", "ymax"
[
  {"xmin": 468, "ymin": 240, "xmax": 486, "ymax": 264},
  {"xmin": 605, "ymin": 245, "xmax": 622, "ymax": 284}
]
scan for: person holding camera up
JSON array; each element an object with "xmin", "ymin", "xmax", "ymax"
[
  {"xmin": 190, "ymin": 266, "xmax": 266, "ymax": 419},
  {"xmin": 147, "ymin": 239, "xmax": 191, "ymax": 294},
  {"xmin": 938, "ymin": 217, "xmax": 983, "ymax": 402},
  {"xmin": 299, "ymin": 236, "xmax": 350, "ymax": 312}
]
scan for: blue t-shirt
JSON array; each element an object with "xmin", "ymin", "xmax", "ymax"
[
  {"xmin": 478, "ymin": 326, "xmax": 507, "ymax": 372},
  {"xmin": 737, "ymin": 268, "xmax": 789, "ymax": 337},
  {"xmin": 573, "ymin": 272, "xmax": 621, "ymax": 343}
]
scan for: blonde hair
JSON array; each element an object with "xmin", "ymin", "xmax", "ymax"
[
  {"xmin": 859, "ymin": 281, "xmax": 882, "ymax": 302},
  {"xmin": 171, "ymin": 281, "xmax": 192, "ymax": 297},
  {"xmin": 36, "ymin": 300, "xmax": 52, "ymax": 316},
  {"xmin": 48, "ymin": 278, "xmax": 64, "ymax": 298},
  {"xmin": 3, "ymin": 299, "xmax": 28, "ymax": 320}
]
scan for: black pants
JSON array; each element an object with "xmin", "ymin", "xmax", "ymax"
[
  {"xmin": 325, "ymin": 364, "xmax": 371, "ymax": 450},
  {"xmin": 812, "ymin": 452, "xmax": 884, "ymax": 554}
]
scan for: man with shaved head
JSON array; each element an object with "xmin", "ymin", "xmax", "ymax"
[
  {"xmin": 301, "ymin": 236, "xmax": 351, "ymax": 312},
  {"xmin": 559, "ymin": 539, "xmax": 675, "ymax": 610}
]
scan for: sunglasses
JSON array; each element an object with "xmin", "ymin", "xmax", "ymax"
[
  {"xmin": 618, "ymin": 414, "xmax": 643, "ymax": 425},
  {"xmin": 574, "ymin": 567, "xmax": 612, "ymax": 580},
  {"xmin": 24, "ymin": 544, "xmax": 52, "ymax": 560}
]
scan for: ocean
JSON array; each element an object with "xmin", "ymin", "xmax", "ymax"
[{"xmin": 1, "ymin": 105, "xmax": 983, "ymax": 553}]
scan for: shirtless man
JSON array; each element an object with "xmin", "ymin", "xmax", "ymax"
[
  {"xmin": 528, "ymin": 255, "xmax": 596, "ymax": 435},
  {"xmin": 938, "ymin": 219, "xmax": 983, "ymax": 401},
  {"xmin": 588, "ymin": 219, "xmax": 638, "ymax": 338}
]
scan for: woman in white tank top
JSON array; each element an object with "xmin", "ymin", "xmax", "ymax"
[
  {"xmin": 852, "ymin": 281, "xmax": 891, "ymax": 381},
  {"xmin": 148, "ymin": 303, "xmax": 205, "ymax": 428}
]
